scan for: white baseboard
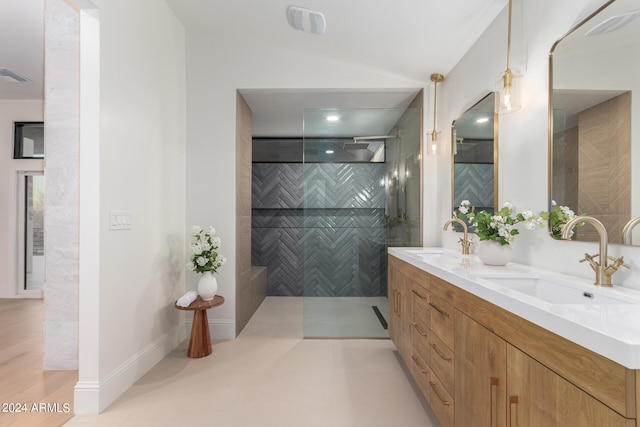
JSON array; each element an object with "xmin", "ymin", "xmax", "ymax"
[
  {"xmin": 185, "ymin": 318, "xmax": 236, "ymax": 340},
  {"xmin": 73, "ymin": 324, "xmax": 185, "ymax": 414}
]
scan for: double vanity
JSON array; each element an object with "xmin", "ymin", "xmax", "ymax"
[{"xmin": 388, "ymin": 247, "xmax": 640, "ymax": 427}]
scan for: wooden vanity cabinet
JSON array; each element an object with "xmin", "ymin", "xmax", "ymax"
[
  {"xmin": 389, "ymin": 255, "xmax": 638, "ymax": 427},
  {"xmin": 389, "ymin": 256, "xmax": 455, "ymax": 427},
  {"xmin": 456, "ymin": 311, "xmax": 630, "ymax": 427}
]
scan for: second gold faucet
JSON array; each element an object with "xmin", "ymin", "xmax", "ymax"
[{"xmin": 561, "ymin": 216, "xmax": 630, "ymax": 286}]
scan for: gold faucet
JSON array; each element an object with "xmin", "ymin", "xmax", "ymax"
[
  {"xmin": 622, "ymin": 216, "xmax": 640, "ymax": 245},
  {"xmin": 561, "ymin": 216, "xmax": 630, "ymax": 286},
  {"xmin": 443, "ymin": 217, "xmax": 472, "ymax": 255}
]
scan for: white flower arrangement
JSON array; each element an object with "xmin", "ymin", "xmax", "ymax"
[
  {"xmin": 187, "ymin": 225, "xmax": 226, "ymax": 274},
  {"xmin": 456, "ymin": 200, "xmax": 546, "ymax": 245}
]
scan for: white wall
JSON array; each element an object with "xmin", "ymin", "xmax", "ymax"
[
  {"xmin": 437, "ymin": 0, "xmax": 640, "ymax": 289},
  {"xmin": 184, "ymin": 34, "xmax": 428, "ymax": 337},
  {"xmin": 0, "ymin": 100, "xmax": 43, "ymax": 298},
  {"xmin": 68, "ymin": 0, "xmax": 187, "ymax": 413}
]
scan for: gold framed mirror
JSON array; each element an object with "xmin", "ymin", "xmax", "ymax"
[
  {"xmin": 451, "ymin": 92, "xmax": 498, "ymax": 221},
  {"xmin": 549, "ymin": 0, "xmax": 638, "ymax": 245}
]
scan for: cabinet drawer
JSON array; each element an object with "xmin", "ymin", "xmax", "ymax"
[
  {"xmin": 412, "ymin": 319, "xmax": 430, "ymax": 364},
  {"xmin": 430, "ymin": 294, "xmax": 455, "ymax": 350},
  {"xmin": 430, "ymin": 332, "xmax": 454, "ymax": 396},
  {"xmin": 411, "ymin": 349, "xmax": 431, "ymax": 400},
  {"xmin": 412, "ymin": 284, "xmax": 430, "ymax": 328},
  {"xmin": 430, "ymin": 274, "xmax": 456, "ymax": 305},
  {"xmin": 429, "ymin": 368, "xmax": 455, "ymax": 427}
]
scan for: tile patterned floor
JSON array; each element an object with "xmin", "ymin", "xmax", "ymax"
[{"xmin": 64, "ymin": 297, "xmax": 439, "ymax": 427}]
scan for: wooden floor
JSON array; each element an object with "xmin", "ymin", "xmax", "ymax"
[{"xmin": 0, "ymin": 299, "xmax": 77, "ymax": 427}]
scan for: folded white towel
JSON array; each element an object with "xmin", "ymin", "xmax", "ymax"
[{"xmin": 177, "ymin": 291, "xmax": 198, "ymax": 307}]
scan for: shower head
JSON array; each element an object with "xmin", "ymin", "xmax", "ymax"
[
  {"xmin": 345, "ymin": 134, "xmax": 397, "ymax": 151},
  {"xmin": 343, "ymin": 141, "xmax": 370, "ymax": 150}
]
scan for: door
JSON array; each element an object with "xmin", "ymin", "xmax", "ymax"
[
  {"xmin": 506, "ymin": 344, "xmax": 628, "ymax": 427},
  {"xmin": 455, "ymin": 311, "xmax": 507, "ymax": 427}
]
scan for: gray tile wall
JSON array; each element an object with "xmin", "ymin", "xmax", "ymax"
[
  {"xmin": 453, "ymin": 163, "xmax": 495, "ymax": 210},
  {"xmin": 252, "ymin": 163, "xmax": 387, "ymax": 296}
]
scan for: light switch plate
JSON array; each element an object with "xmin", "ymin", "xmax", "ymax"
[{"xmin": 109, "ymin": 210, "xmax": 132, "ymax": 230}]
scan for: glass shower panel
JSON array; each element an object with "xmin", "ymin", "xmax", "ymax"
[{"xmin": 302, "ymin": 108, "xmax": 421, "ymax": 338}]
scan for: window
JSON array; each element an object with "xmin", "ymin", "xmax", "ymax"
[{"xmin": 14, "ymin": 122, "xmax": 44, "ymax": 159}]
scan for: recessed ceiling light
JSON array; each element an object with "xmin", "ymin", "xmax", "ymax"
[
  {"xmin": 326, "ymin": 115, "xmax": 339, "ymax": 122},
  {"xmin": 325, "ymin": 150, "xmax": 334, "ymax": 154},
  {"xmin": 476, "ymin": 117, "xmax": 490, "ymax": 123}
]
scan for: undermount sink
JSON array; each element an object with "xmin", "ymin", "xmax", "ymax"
[
  {"xmin": 473, "ymin": 274, "xmax": 639, "ymax": 305},
  {"xmin": 406, "ymin": 248, "xmax": 461, "ymax": 260}
]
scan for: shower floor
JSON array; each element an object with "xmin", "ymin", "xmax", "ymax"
[{"xmin": 303, "ymin": 296, "xmax": 390, "ymax": 339}]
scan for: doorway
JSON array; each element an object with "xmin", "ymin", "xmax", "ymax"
[{"xmin": 16, "ymin": 171, "xmax": 45, "ymax": 296}]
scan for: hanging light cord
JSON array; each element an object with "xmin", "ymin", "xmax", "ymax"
[
  {"xmin": 504, "ymin": 0, "xmax": 514, "ymax": 88},
  {"xmin": 432, "ymin": 79, "xmax": 438, "ymax": 140},
  {"xmin": 430, "ymin": 74, "xmax": 443, "ymax": 141}
]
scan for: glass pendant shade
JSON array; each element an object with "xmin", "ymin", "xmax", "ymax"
[
  {"xmin": 496, "ymin": 69, "xmax": 522, "ymax": 114},
  {"xmin": 427, "ymin": 130, "xmax": 440, "ymax": 156}
]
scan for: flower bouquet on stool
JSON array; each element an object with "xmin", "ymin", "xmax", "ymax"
[
  {"xmin": 456, "ymin": 201, "xmax": 546, "ymax": 266},
  {"xmin": 187, "ymin": 225, "xmax": 226, "ymax": 301}
]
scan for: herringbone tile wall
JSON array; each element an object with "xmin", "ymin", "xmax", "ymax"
[
  {"xmin": 252, "ymin": 163, "xmax": 387, "ymax": 297},
  {"xmin": 453, "ymin": 163, "xmax": 494, "ymax": 210}
]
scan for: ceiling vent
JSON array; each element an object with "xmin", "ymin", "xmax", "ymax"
[
  {"xmin": 0, "ymin": 68, "xmax": 30, "ymax": 83},
  {"xmin": 287, "ymin": 6, "xmax": 326, "ymax": 35},
  {"xmin": 585, "ymin": 9, "xmax": 640, "ymax": 36}
]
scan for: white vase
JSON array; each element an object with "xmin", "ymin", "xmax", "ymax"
[
  {"xmin": 476, "ymin": 240, "xmax": 513, "ymax": 266},
  {"xmin": 197, "ymin": 271, "xmax": 217, "ymax": 301}
]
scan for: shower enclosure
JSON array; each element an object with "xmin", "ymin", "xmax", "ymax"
[
  {"xmin": 251, "ymin": 106, "xmax": 421, "ymax": 338},
  {"xmin": 302, "ymin": 108, "xmax": 421, "ymax": 338}
]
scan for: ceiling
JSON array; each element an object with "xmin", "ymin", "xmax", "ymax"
[
  {"xmin": 1, "ymin": 0, "xmax": 510, "ymax": 135},
  {"xmin": 165, "ymin": 0, "xmax": 508, "ymax": 137},
  {"xmin": 0, "ymin": 0, "xmax": 44, "ymax": 99}
]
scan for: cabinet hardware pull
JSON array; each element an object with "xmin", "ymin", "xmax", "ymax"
[
  {"xmin": 509, "ymin": 396, "xmax": 518, "ymax": 427},
  {"xmin": 411, "ymin": 289, "xmax": 426, "ymax": 299},
  {"xmin": 411, "ymin": 356, "xmax": 428, "ymax": 373},
  {"xmin": 490, "ymin": 377, "xmax": 499, "ymax": 427},
  {"xmin": 394, "ymin": 290, "xmax": 400, "ymax": 314},
  {"xmin": 412, "ymin": 323, "xmax": 427, "ymax": 336},
  {"xmin": 429, "ymin": 381, "xmax": 450, "ymax": 406},
  {"xmin": 430, "ymin": 342, "xmax": 451, "ymax": 361},
  {"xmin": 429, "ymin": 302, "xmax": 450, "ymax": 317}
]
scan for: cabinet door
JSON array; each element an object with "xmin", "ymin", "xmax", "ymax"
[
  {"xmin": 399, "ymin": 274, "xmax": 413, "ymax": 367},
  {"xmin": 388, "ymin": 265, "xmax": 400, "ymax": 347},
  {"xmin": 455, "ymin": 311, "xmax": 507, "ymax": 427},
  {"xmin": 388, "ymin": 266, "xmax": 412, "ymax": 365},
  {"xmin": 506, "ymin": 345, "xmax": 630, "ymax": 427}
]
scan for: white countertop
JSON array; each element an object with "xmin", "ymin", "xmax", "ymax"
[{"xmin": 389, "ymin": 246, "xmax": 640, "ymax": 369}]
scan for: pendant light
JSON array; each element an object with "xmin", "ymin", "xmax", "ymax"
[
  {"xmin": 428, "ymin": 73, "xmax": 444, "ymax": 156},
  {"xmin": 496, "ymin": 0, "xmax": 521, "ymax": 114}
]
